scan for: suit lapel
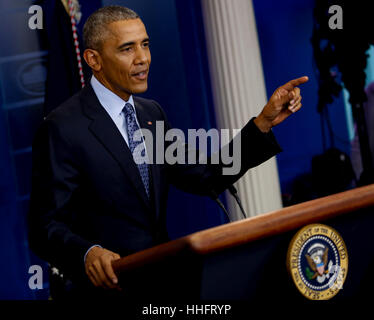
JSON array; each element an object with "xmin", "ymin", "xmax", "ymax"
[{"xmin": 80, "ymin": 84, "xmax": 151, "ymax": 210}]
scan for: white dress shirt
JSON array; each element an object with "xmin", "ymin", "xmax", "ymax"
[{"xmin": 90, "ymin": 75, "xmax": 143, "ymax": 146}]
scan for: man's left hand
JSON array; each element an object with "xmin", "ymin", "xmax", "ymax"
[{"xmin": 254, "ymin": 76, "xmax": 309, "ymax": 132}]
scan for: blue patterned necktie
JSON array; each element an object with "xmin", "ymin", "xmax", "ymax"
[{"xmin": 123, "ymin": 103, "xmax": 150, "ymax": 198}]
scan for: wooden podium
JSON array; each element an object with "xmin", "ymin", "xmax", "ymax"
[{"xmin": 112, "ymin": 185, "xmax": 374, "ymax": 302}]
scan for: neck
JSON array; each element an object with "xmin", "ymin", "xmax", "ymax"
[{"xmin": 93, "ymin": 73, "xmax": 131, "ymax": 101}]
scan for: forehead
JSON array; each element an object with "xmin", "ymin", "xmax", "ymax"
[{"xmin": 106, "ymin": 18, "xmax": 148, "ymax": 43}]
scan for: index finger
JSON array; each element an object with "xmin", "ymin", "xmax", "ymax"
[{"xmin": 282, "ymin": 76, "xmax": 309, "ymax": 90}]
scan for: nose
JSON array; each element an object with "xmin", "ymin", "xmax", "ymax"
[{"xmin": 134, "ymin": 46, "xmax": 148, "ymax": 65}]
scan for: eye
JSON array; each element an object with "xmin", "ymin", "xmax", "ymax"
[{"xmin": 121, "ymin": 47, "xmax": 133, "ymax": 52}]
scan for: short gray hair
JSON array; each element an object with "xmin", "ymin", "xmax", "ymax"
[{"xmin": 83, "ymin": 5, "xmax": 139, "ymax": 51}]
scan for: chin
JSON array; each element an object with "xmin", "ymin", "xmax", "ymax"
[{"xmin": 132, "ymin": 85, "xmax": 148, "ymax": 94}]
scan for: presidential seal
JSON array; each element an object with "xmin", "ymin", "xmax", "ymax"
[{"xmin": 286, "ymin": 224, "xmax": 348, "ymax": 300}]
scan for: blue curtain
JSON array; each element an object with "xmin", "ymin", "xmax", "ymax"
[{"xmin": 0, "ymin": 0, "xmax": 100, "ymax": 300}]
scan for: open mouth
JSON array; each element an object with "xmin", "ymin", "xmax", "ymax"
[{"xmin": 131, "ymin": 70, "xmax": 148, "ymax": 80}]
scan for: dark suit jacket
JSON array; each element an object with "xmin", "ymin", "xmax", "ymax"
[{"xmin": 28, "ymin": 83, "xmax": 282, "ymax": 295}]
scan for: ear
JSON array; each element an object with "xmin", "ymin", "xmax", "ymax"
[{"xmin": 83, "ymin": 49, "xmax": 102, "ymax": 72}]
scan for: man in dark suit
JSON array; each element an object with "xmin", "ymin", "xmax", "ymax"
[{"xmin": 28, "ymin": 5, "xmax": 307, "ymax": 298}]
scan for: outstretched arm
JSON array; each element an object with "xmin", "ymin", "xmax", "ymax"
[{"xmin": 156, "ymin": 76, "xmax": 309, "ymax": 195}]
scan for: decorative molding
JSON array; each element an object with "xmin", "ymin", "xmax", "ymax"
[{"xmin": 201, "ymin": 0, "xmax": 282, "ymax": 219}]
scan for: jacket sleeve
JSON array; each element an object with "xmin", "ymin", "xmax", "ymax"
[
  {"xmin": 151, "ymin": 100, "xmax": 282, "ymax": 196},
  {"xmin": 27, "ymin": 118, "xmax": 94, "ymax": 279}
]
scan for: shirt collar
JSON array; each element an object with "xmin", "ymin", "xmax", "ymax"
[{"xmin": 90, "ymin": 75, "xmax": 134, "ymax": 118}]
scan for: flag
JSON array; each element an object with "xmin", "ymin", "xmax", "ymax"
[{"xmin": 42, "ymin": 0, "xmax": 93, "ymax": 116}]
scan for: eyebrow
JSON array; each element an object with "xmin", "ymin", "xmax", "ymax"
[{"xmin": 117, "ymin": 37, "xmax": 150, "ymax": 50}]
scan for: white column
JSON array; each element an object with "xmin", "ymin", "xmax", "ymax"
[{"xmin": 201, "ymin": 0, "xmax": 282, "ymax": 219}]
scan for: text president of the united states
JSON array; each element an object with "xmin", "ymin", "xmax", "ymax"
[{"xmin": 28, "ymin": 5, "xmax": 308, "ymax": 299}]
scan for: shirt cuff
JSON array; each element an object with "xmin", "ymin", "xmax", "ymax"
[{"xmin": 84, "ymin": 244, "xmax": 102, "ymax": 264}]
